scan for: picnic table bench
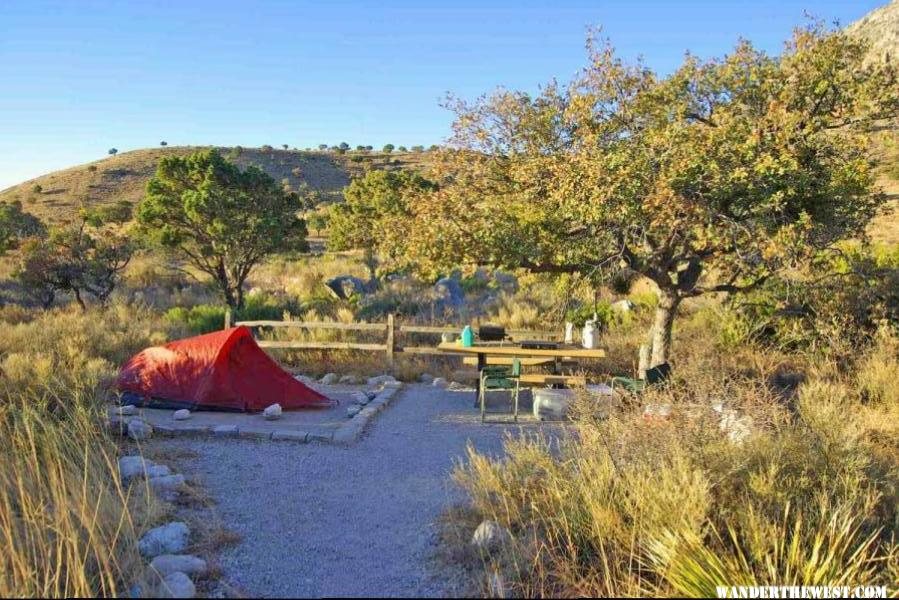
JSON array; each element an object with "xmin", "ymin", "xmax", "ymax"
[{"xmin": 437, "ymin": 341, "xmax": 606, "ymax": 404}]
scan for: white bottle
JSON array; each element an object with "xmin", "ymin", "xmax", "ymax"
[
  {"xmin": 564, "ymin": 322, "xmax": 574, "ymax": 344},
  {"xmin": 582, "ymin": 317, "xmax": 598, "ymax": 349}
]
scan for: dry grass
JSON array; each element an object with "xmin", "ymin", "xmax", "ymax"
[
  {"xmin": 449, "ymin": 315, "xmax": 899, "ymax": 597},
  {"xmin": 0, "ymin": 304, "xmax": 179, "ymax": 597}
]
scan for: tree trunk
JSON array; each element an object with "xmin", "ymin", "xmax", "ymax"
[
  {"xmin": 72, "ymin": 288, "xmax": 87, "ymax": 311},
  {"xmin": 649, "ymin": 289, "xmax": 680, "ymax": 367}
]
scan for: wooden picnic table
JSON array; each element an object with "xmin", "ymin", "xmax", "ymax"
[{"xmin": 437, "ymin": 341, "xmax": 606, "ymax": 404}]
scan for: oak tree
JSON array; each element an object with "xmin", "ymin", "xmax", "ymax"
[{"xmin": 388, "ymin": 25, "xmax": 899, "ymax": 364}]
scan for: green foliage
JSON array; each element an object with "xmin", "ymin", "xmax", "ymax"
[
  {"xmin": 389, "ymin": 24, "xmax": 898, "ymax": 364},
  {"xmin": 80, "ymin": 200, "xmax": 132, "ymax": 227},
  {"xmin": 382, "ymin": 144, "xmax": 394, "ymax": 153},
  {"xmin": 0, "ymin": 201, "xmax": 46, "ymax": 255},
  {"xmin": 107, "ymin": 148, "xmax": 117, "ymax": 156},
  {"xmin": 565, "ymin": 300, "xmax": 614, "ymax": 328},
  {"xmin": 327, "ymin": 169, "xmax": 436, "ymax": 257},
  {"xmin": 137, "ymin": 148, "xmax": 308, "ymax": 308},
  {"xmin": 31, "ymin": 184, "xmax": 42, "ymax": 194},
  {"xmin": 720, "ymin": 243, "xmax": 899, "ymax": 352},
  {"xmin": 164, "ymin": 293, "xmax": 286, "ymax": 334}
]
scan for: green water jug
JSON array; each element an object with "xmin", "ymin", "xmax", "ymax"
[{"xmin": 461, "ymin": 325, "xmax": 474, "ymax": 347}]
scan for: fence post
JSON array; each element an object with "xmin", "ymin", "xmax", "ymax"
[
  {"xmin": 386, "ymin": 313, "xmax": 396, "ymax": 367},
  {"xmin": 638, "ymin": 343, "xmax": 651, "ymax": 378},
  {"xmin": 224, "ymin": 308, "xmax": 232, "ymax": 330}
]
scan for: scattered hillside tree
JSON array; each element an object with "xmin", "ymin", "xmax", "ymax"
[
  {"xmin": 306, "ymin": 212, "xmax": 329, "ymax": 236},
  {"xmin": 318, "ymin": 144, "xmax": 329, "ymax": 151},
  {"xmin": 329, "ymin": 169, "xmax": 436, "ymax": 278},
  {"xmin": 382, "ymin": 144, "xmax": 395, "ymax": 153},
  {"xmin": 410, "ymin": 145, "xmax": 424, "ymax": 152},
  {"xmin": 138, "ymin": 148, "xmax": 309, "ymax": 309},
  {"xmin": 388, "ymin": 25, "xmax": 899, "ymax": 365},
  {"xmin": 282, "ymin": 144, "xmax": 289, "ymax": 150},
  {"xmin": 108, "ymin": 148, "xmax": 118, "ymax": 156},
  {"xmin": 87, "ymin": 165, "xmax": 98, "ymax": 173},
  {"xmin": 160, "ymin": 141, "xmax": 168, "ymax": 146},
  {"xmin": 398, "ymin": 146, "xmax": 407, "ymax": 152},
  {"xmin": 31, "ymin": 184, "xmax": 42, "ymax": 194}
]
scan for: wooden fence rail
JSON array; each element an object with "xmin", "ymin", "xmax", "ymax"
[{"xmin": 226, "ymin": 310, "xmax": 558, "ymax": 365}]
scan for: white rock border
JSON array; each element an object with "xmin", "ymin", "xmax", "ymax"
[{"xmin": 111, "ymin": 384, "xmax": 404, "ymax": 446}]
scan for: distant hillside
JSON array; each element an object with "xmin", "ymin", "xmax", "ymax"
[
  {"xmin": 848, "ymin": 1, "xmax": 899, "ymax": 244},
  {"xmin": 0, "ymin": 146, "xmax": 430, "ymax": 224},
  {"xmin": 847, "ymin": 0, "xmax": 899, "ymax": 64}
]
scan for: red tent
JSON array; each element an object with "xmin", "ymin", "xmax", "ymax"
[{"xmin": 117, "ymin": 326, "xmax": 332, "ymax": 411}]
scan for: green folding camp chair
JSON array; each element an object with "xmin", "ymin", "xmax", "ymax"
[
  {"xmin": 479, "ymin": 359, "xmax": 522, "ymax": 422},
  {"xmin": 611, "ymin": 362, "xmax": 671, "ymax": 394}
]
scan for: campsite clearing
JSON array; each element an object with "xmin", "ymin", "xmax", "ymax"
[{"xmin": 150, "ymin": 383, "xmax": 561, "ymax": 597}]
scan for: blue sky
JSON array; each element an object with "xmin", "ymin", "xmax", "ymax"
[{"xmin": 0, "ymin": 0, "xmax": 885, "ymax": 189}]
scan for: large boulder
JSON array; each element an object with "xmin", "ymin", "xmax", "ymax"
[
  {"xmin": 433, "ymin": 276, "xmax": 465, "ymax": 309},
  {"xmin": 139, "ymin": 522, "xmax": 190, "ymax": 558},
  {"xmin": 325, "ymin": 275, "xmax": 371, "ymax": 300}
]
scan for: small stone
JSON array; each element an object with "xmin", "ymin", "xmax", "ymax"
[
  {"xmin": 338, "ymin": 374, "xmax": 360, "ymax": 384},
  {"xmin": 471, "ymin": 520, "xmax": 513, "ymax": 552},
  {"xmin": 117, "ymin": 404, "xmax": 138, "ymax": 416},
  {"xmin": 270, "ymin": 430, "xmax": 309, "ymax": 442},
  {"xmin": 350, "ymin": 391, "xmax": 370, "ymax": 405},
  {"xmin": 212, "ymin": 425, "xmax": 238, "ymax": 437},
  {"xmin": 319, "ymin": 373, "xmax": 339, "ymax": 385},
  {"xmin": 173, "ymin": 409, "xmax": 191, "ymax": 421},
  {"xmin": 347, "ymin": 405, "xmax": 361, "ymax": 418},
  {"xmin": 127, "ymin": 419, "xmax": 153, "ymax": 441},
  {"xmin": 366, "ymin": 374, "xmax": 397, "ymax": 386},
  {"xmin": 419, "ymin": 373, "xmax": 434, "ymax": 383},
  {"xmin": 642, "ymin": 403, "xmax": 672, "ymax": 421},
  {"xmin": 718, "ymin": 409, "xmax": 753, "ymax": 444},
  {"xmin": 263, "ymin": 403, "xmax": 283, "ymax": 420},
  {"xmin": 157, "ymin": 571, "xmax": 196, "ymax": 598},
  {"xmin": 149, "ymin": 474, "xmax": 186, "ymax": 492},
  {"xmin": 139, "ymin": 522, "xmax": 190, "ymax": 558},
  {"xmin": 382, "ymin": 380, "xmax": 403, "ymax": 389},
  {"xmin": 150, "ymin": 554, "xmax": 207, "ymax": 577},
  {"xmin": 146, "ymin": 464, "xmax": 171, "ymax": 478},
  {"xmin": 432, "ymin": 377, "xmax": 448, "ymax": 387},
  {"xmin": 119, "ymin": 455, "xmax": 151, "ymax": 481}
]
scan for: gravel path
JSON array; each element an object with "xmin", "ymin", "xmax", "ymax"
[{"xmin": 160, "ymin": 384, "xmax": 548, "ymax": 597}]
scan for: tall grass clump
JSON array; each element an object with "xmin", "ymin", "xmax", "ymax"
[
  {"xmin": 451, "ymin": 316, "xmax": 899, "ymax": 596},
  {"xmin": 0, "ymin": 304, "xmax": 175, "ymax": 596}
]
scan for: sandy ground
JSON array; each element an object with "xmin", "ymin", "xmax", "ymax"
[{"xmin": 156, "ymin": 384, "xmax": 558, "ymax": 597}]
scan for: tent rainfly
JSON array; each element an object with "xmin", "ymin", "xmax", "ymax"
[{"xmin": 117, "ymin": 326, "xmax": 332, "ymax": 411}]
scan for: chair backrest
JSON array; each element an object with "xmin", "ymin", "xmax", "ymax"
[{"xmin": 645, "ymin": 362, "xmax": 671, "ymax": 385}]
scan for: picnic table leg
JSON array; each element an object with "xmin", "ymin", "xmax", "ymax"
[{"xmin": 474, "ymin": 352, "xmax": 485, "ymax": 408}]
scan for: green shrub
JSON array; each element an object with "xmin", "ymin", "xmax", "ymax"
[{"xmin": 165, "ymin": 293, "xmax": 286, "ymax": 334}]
